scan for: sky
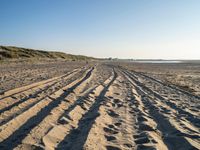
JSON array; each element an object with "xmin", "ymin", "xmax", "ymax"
[{"xmin": 0, "ymin": 0, "xmax": 200, "ymax": 59}]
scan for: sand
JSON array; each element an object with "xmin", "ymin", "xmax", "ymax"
[{"xmin": 0, "ymin": 61, "xmax": 199, "ymax": 150}]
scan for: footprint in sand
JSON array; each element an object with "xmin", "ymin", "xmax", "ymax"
[
  {"xmin": 136, "ymin": 144, "xmax": 156, "ymax": 150},
  {"xmin": 103, "ymin": 127, "xmax": 119, "ymax": 135},
  {"xmin": 114, "ymin": 92, "xmax": 120, "ymax": 95},
  {"xmin": 138, "ymin": 122, "xmax": 156, "ymax": 131},
  {"xmin": 105, "ymin": 135, "xmax": 116, "ymax": 141},
  {"xmin": 107, "ymin": 110, "xmax": 119, "ymax": 118},
  {"xmin": 106, "ymin": 145, "xmax": 121, "ymax": 150},
  {"xmin": 123, "ymin": 143, "xmax": 133, "ymax": 148},
  {"xmin": 114, "ymin": 122, "xmax": 122, "ymax": 127},
  {"xmin": 134, "ymin": 132, "xmax": 158, "ymax": 145}
]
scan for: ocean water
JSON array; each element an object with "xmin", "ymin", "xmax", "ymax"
[{"xmin": 132, "ymin": 60, "xmax": 182, "ymax": 63}]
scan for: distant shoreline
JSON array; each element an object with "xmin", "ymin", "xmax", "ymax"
[
  {"xmin": 132, "ymin": 60, "xmax": 182, "ymax": 63},
  {"xmin": 107, "ymin": 59, "xmax": 200, "ymax": 64}
]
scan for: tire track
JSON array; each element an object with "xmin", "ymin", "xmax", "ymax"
[
  {"xmin": 0, "ymin": 67, "xmax": 94, "ymax": 149},
  {"xmin": 55, "ymin": 68, "xmax": 117, "ymax": 150},
  {"xmin": 40, "ymin": 70, "xmax": 115, "ymax": 149},
  {"xmin": 0, "ymin": 68, "xmax": 86, "ymax": 126},
  {"xmin": 133, "ymin": 71, "xmax": 199, "ymax": 113},
  {"xmin": 0, "ymin": 67, "xmax": 83, "ymax": 101},
  {"xmin": 41, "ymin": 86, "xmax": 99, "ymax": 150},
  {"xmin": 0, "ymin": 67, "xmax": 82, "ymax": 111},
  {"xmin": 125, "ymin": 70, "xmax": 200, "ymax": 129},
  {"xmin": 84, "ymin": 74, "xmax": 136, "ymax": 150},
  {"xmin": 134, "ymin": 71, "xmax": 200, "ymax": 99},
  {"xmin": 122, "ymin": 69, "xmax": 199, "ymax": 150},
  {"xmin": 122, "ymin": 71, "xmax": 169, "ymax": 150},
  {"xmin": 14, "ymin": 67, "xmax": 98, "ymax": 149},
  {"xmin": 125, "ymin": 70, "xmax": 200, "ymax": 131},
  {"xmin": 0, "ymin": 63, "xmax": 198, "ymax": 150}
]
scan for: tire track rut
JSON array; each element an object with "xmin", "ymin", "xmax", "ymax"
[
  {"xmin": 55, "ymin": 69, "xmax": 117, "ymax": 150},
  {"xmin": 128, "ymin": 70, "xmax": 200, "ymax": 129},
  {"xmin": 84, "ymin": 73, "xmax": 136, "ymax": 150},
  {"xmin": 0, "ymin": 64, "xmax": 199, "ymax": 150},
  {"xmin": 0, "ymin": 69, "xmax": 85, "ymax": 126},
  {"xmin": 0, "ymin": 67, "xmax": 83, "ymax": 111},
  {"xmin": 122, "ymin": 69, "xmax": 199, "ymax": 150},
  {"xmin": 0, "ymin": 67, "xmax": 94, "ymax": 149}
]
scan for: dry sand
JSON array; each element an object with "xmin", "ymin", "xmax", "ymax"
[{"xmin": 0, "ymin": 61, "xmax": 199, "ymax": 150}]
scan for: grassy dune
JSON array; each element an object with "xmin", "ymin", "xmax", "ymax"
[{"xmin": 0, "ymin": 46, "xmax": 93, "ymax": 61}]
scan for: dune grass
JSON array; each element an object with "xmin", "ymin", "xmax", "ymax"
[{"xmin": 0, "ymin": 46, "xmax": 94, "ymax": 61}]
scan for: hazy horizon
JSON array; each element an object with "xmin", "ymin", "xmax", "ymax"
[{"xmin": 1, "ymin": 0, "xmax": 200, "ymax": 59}]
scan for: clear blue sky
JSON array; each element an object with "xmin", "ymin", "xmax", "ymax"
[{"xmin": 0, "ymin": 0, "xmax": 200, "ymax": 59}]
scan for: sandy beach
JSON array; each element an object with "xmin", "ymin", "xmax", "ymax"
[{"xmin": 0, "ymin": 61, "xmax": 199, "ymax": 150}]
